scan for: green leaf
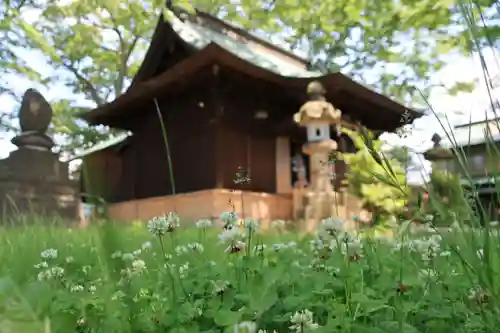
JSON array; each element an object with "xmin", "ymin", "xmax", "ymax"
[
  {"xmin": 378, "ymin": 321, "xmax": 420, "ymax": 333},
  {"xmin": 212, "ymin": 309, "xmax": 243, "ymax": 327}
]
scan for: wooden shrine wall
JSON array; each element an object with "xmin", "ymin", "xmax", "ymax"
[
  {"xmin": 116, "ymin": 83, "xmax": 218, "ymax": 202},
  {"xmin": 81, "ymin": 148, "xmax": 122, "ymax": 202}
]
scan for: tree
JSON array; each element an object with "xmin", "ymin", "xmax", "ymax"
[
  {"xmin": 1, "ymin": 0, "xmax": 491, "ymax": 155},
  {"xmin": 0, "ymin": 0, "xmax": 44, "ymax": 131},
  {"xmin": 3, "ymin": 0, "xmax": 169, "ymax": 155},
  {"xmin": 215, "ymin": 0, "xmax": 478, "ymax": 103}
]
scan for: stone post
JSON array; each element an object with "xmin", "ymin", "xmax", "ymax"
[{"xmin": 0, "ymin": 89, "xmax": 79, "ymax": 221}]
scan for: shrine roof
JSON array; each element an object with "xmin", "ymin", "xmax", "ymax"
[
  {"xmin": 81, "ymin": 8, "xmax": 425, "ymax": 128},
  {"xmin": 68, "ymin": 132, "xmax": 131, "ymax": 161},
  {"xmin": 166, "ymin": 10, "xmax": 321, "ymax": 78}
]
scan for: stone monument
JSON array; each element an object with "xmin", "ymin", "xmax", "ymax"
[
  {"xmin": 423, "ymin": 133, "xmax": 454, "ymax": 163},
  {"xmin": 0, "ymin": 89, "xmax": 79, "ymax": 220},
  {"xmin": 293, "ymin": 81, "xmax": 342, "ymax": 232}
]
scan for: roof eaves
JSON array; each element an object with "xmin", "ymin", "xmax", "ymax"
[{"xmin": 67, "ymin": 132, "xmax": 132, "ymax": 162}]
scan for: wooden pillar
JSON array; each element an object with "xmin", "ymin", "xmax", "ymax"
[
  {"xmin": 212, "ymin": 65, "xmax": 225, "ymax": 188},
  {"xmin": 276, "ymin": 136, "xmax": 292, "ymax": 194}
]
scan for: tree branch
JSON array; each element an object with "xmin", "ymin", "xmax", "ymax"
[{"xmin": 61, "ymin": 60, "xmax": 104, "ymax": 105}]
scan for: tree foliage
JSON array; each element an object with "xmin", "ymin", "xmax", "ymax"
[
  {"xmin": 1, "ymin": 0, "xmax": 497, "ymax": 155},
  {"xmin": 340, "ymin": 128, "xmax": 410, "ymax": 218}
]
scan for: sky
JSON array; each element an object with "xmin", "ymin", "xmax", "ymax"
[{"xmin": 2, "ymin": 12, "xmax": 500, "ymax": 185}]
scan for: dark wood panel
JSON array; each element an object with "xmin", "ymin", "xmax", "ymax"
[
  {"xmin": 249, "ymin": 135, "xmax": 276, "ymax": 193},
  {"xmin": 221, "ymin": 128, "xmax": 250, "ymax": 191}
]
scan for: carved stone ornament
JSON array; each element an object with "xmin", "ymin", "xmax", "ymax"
[
  {"xmin": 293, "ymin": 81, "xmax": 342, "ymax": 125},
  {"xmin": 19, "ymin": 88, "xmax": 53, "ymax": 133},
  {"xmin": 11, "ymin": 89, "xmax": 54, "ymax": 150}
]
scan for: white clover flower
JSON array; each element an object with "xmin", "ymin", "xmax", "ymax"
[
  {"xmin": 40, "ymin": 248, "xmax": 58, "ymax": 260},
  {"xmin": 37, "ymin": 271, "xmax": 47, "ymax": 281},
  {"xmin": 141, "ymin": 241, "xmax": 152, "ymax": 250},
  {"xmin": 179, "ymin": 263, "xmax": 189, "ymax": 278},
  {"xmin": 38, "ymin": 266, "xmax": 65, "ymax": 281},
  {"xmin": 50, "ymin": 267, "xmax": 64, "ymax": 277},
  {"xmin": 339, "ymin": 234, "xmax": 362, "ymax": 256},
  {"xmin": 195, "ymin": 219, "xmax": 212, "ymax": 229},
  {"xmin": 187, "ymin": 242, "xmax": 204, "ymax": 253},
  {"xmin": 212, "ymin": 280, "xmax": 230, "ymax": 295},
  {"xmin": 309, "ymin": 237, "xmax": 326, "ymax": 252},
  {"xmin": 111, "ymin": 251, "xmax": 122, "ymax": 259},
  {"xmin": 244, "ymin": 218, "xmax": 260, "ymax": 233},
  {"xmin": 82, "ymin": 265, "xmax": 91, "ymax": 275},
  {"xmin": 147, "ymin": 212, "xmax": 180, "ymax": 236},
  {"xmin": 254, "ymin": 244, "xmax": 266, "ymax": 253},
  {"xmin": 34, "ymin": 261, "xmax": 48, "ymax": 269},
  {"xmin": 290, "ymin": 309, "xmax": 319, "ymax": 332},
  {"xmin": 218, "ymin": 227, "xmax": 244, "ymax": 244},
  {"xmin": 111, "ymin": 290, "xmax": 126, "ymax": 301},
  {"xmin": 89, "ymin": 285, "xmax": 97, "ymax": 293},
  {"xmin": 70, "ymin": 284, "xmax": 84, "ymax": 292},
  {"xmin": 468, "ymin": 286, "xmax": 488, "ymax": 302},
  {"xmin": 271, "ymin": 219, "xmax": 286, "ymax": 229},
  {"xmin": 220, "ymin": 211, "xmax": 238, "ymax": 228},
  {"xmin": 440, "ymin": 251, "xmax": 451, "ymax": 257},
  {"xmin": 408, "ymin": 235, "xmax": 442, "ymax": 261},
  {"xmin": 272, "ymin": 243, "xmax": 287, "ymax": 251},
  {"xmin": 424, "ymin": 214, "xmax": 434, "ymax": 223},
  {"xmin": 234, "ymin": 321, "xmax": 257, "ymax": 333},
  {"xmin": 122, "ymin": 253, "xmax": 135, "ymax": 261},
  {"xmin": 133, "ymin": 249, "xmax": 142, "ymax": 256},
  {"xmin": 225, "ymin": 241, "xmax": 246, "ymax": 253},
  {"xmin": 318, "ymin": 217, "xmax": 344, "ymax": 238},
  {"xmin": 175, "ymin": 245, "xmax": 189, "ymax": 255},
  {"xmin": 132, "ymin": 259, "xmax": 146, "ymax": 273}
]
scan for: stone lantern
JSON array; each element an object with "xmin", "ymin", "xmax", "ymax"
[
  {"xmin": 293, "ymin": 81, "xmax": 342, "ymax": 230},
  {"xmin": 294, "ymin": 81, "xmax": 341, "ymax": 193},
  {"xmin": 424, "ymin": 133, "xmax": 454, "ymax": 172}
]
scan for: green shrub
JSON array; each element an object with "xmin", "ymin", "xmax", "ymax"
[{"xmin": 340, "ymin": 128, "xmax": 410, "ymax": 226}]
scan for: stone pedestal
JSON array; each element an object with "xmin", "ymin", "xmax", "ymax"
[
  {"xmin": 301, "ymin": 140, "xmax": 339, "ymax": 232},
  {"xmin": 0, "ymin": 89, "xmax": 79, "ymax": 222}
]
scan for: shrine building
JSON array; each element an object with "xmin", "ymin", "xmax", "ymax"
[{"xmin": 77, "ymin": 8, "xmax": 423, "ymax": 223}]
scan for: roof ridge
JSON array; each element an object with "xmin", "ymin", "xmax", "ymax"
[{"xmin": 173, "ymin": 6, "xmax": 310, "ymax": 66}]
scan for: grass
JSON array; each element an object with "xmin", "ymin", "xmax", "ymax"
[{"xmin": 0, "ymin": 214, "xmax": 499, "ymax": 333}]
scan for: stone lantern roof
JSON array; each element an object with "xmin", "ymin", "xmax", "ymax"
[
  {"xmin": 424, "ymin": 133, "xmax": 454, "ymax": 161},
  {"xmin": 293, "ymin": 81, "xmax": 342, "ymax": 125}
]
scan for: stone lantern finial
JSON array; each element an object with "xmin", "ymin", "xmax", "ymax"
[
  {"xmin": 424, "ymin": 132, "xmax": 453, "ymax": 161},
  {"xmin": 307, "ymin": 81, "xmax": 326, "ymax": 101},
  {"xmin": 11, "ymin": 89, "xmax": 54, "ymax": 150},
  {"xmin": 431, "ymin": 133, "xmax": 442, "ymax": 148},
  {"xmin": 293, "ymin": 81, "xmax": 342, "ymax": 125}
]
